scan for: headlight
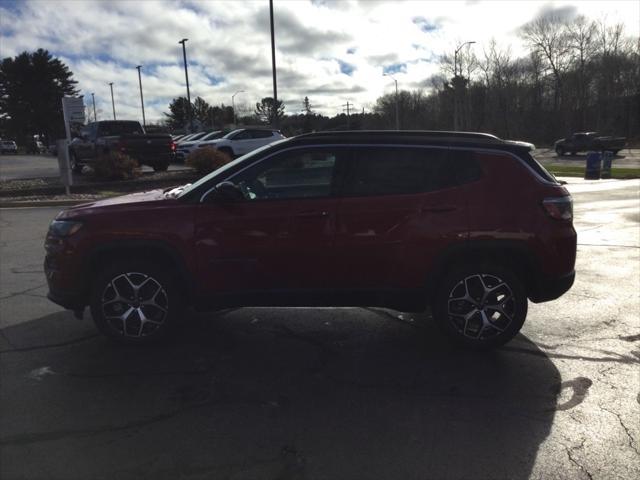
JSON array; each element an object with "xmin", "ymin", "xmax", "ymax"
[{"xmin": 49, "ymin": 220, "xmax": 83, "ymax": 237}]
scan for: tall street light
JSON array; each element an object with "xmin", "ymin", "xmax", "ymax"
[
  {"xmin": 383, "ymin": 72, "xmax": 400, "ymax": 130},
  {"xmin": 269, "ymin": 0, "xmax": 278, "ymax": 127},
  {"xmin": 232, "ymin": 90, "xmax": 245, "ymax": 126},
  {"xmin": 136, "ymin": 65, "xmax": 146, "ymax": 127},
  {"xmin": 91, "ymin": 93, "xmax": 97, "ymax": 122},
  {"xmin": 178, "ymin": 38, "xmax": 193, "ymax": 132},
  {"xmin": 453, "ymin": 40, "xmax": 475, "ymax": 131},
  {"xmin": 108, "ymin": 82, "xmax": 116, "ymax": 120}
]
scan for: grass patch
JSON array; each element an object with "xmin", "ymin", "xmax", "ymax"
[{"xmin": 544, "ymin": 164, "xmax": 640, "ymax": 179}]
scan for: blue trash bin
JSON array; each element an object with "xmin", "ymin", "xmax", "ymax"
[{"xmin": 585, "ymin": 151, "xmax": 601, "ymax": 180}]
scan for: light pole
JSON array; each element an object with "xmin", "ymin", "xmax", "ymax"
[
  {"xmin": 136, "ymin": 65, "xmax": 146, "ymax": 127},
  {"xmin": 269, "ymin": 0, "xmax": 278, "ymax": 127},
  {"xmin": 178, "ymin": 38, "xmax": 193, "ymax": 132},
  {"xmin": 453, "ymin": 40, "xmax": 475, "ymax": 131},
  {"xmin": 383, "ymin": 73, "xmax": 399, "ymax": 130},
  {"xmin": 91, "ymin": 93, "xmax": 97, "ymax": 122},
  {"xmin": 108, "ymin": 82, "xmax": 116, "ymax": 120},
  {"xmin": 232, "ymin": 90, "xmax": 245, "ymax": 126}
]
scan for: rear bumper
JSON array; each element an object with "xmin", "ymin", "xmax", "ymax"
[{"xmin": 528, "ymin": 270, "xmax": 575, "ymax": 303}]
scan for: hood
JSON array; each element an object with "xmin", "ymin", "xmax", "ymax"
[{"xmin": 57, "ymin": 189, "xmax": 172, "ymax": 219}]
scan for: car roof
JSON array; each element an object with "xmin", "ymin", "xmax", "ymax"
[{"xmin": 282, "ymin": 130, "xmax": 530, "ymax": 152}]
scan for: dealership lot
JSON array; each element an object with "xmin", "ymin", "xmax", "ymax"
[{"xmin": 0, "ymin": 178, "xmax": 638, "ymax": 479}]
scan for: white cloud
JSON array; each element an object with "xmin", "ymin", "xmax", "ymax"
[{"xmin": 1, "ymin": 0, "xmax": 638, "ymax": 123}]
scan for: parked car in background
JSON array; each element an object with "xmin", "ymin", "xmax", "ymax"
[
  {"xmin": 197, "ymin": 128, "xmax": 285, "ymax": 158},
  {"xmin": 176, "ymin": 130, "xmax": 228, "ymax": 161},
  {"xmin": 27, "ymin": 139, "xmax": 46, "ymax": 154},
  {"xmin": 554, "ymin": 132, "xmax": 626, "ymax": 156},
  {"xmin": 45, "ymin": 130, "xmax": 575, "ymax": 349},
  {"xmin": 176, "ymin": 132, "xmax": 207, "ymax": 145},
  {"xmin": 69, "ymin": 120, "xmax": 175, "ymax": 173},
  {"xmin": 0, "ymin": 140, "xmax": 18, "ymax": 154}
]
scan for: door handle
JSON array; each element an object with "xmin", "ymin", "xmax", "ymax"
[
  {"xmin": 421, "ymin": 205, "xmax": 457, "ymax": 213},
  {"xmin": 294, "ymin": 211, "xmax": 329, "ymax": 218}
]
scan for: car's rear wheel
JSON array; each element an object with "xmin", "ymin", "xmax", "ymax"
[
  {"xmin": 432, "ymin": 264, "xmax": 527, "ymax": 349},
  {"xmin": 555, "ymin": 146, "xmax": 565, "ymax": 156},
  {"xmin": 90, "ymin": 261, "xmax": 182, "ymax": 344},
  {"xmin": 153, "ymin": 162, "xmax": 169, "ymax": 172}
]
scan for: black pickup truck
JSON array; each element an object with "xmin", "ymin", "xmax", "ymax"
[
  {"xmin": 69, "ymin": 121, "xmax": 175, "ymax": 173},
  {"xmin": 554, "ymin": 132, "xmax": 626, "ymax": 156}
]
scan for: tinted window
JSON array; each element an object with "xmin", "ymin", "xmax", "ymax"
[
  {"xmin": 97, "ymin": 121, "xmax": 143, "ymax": 136},
  {"xmin": 232, "ymin": 148, "xmax": 338, "ymax": 201},
  {"xmin": 231, "ymin": 130, "xmax": 252, "ymax": 140},
  {"xmin": 251, "ymin": 130, "xmax": 274, "ymax": 138},
  {"xmin": 343, "ymin": 147, "xmax": 482, "ymax": 197}
]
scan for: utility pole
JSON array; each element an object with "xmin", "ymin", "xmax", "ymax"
[
  {"xmin": 232, "ymin": 90, "xmax": 245, "ymax": 126},
  {"xmin": 91, "ymin": 93, "xmax": 97, "ymax": 122},
  {"xmin": 178, "ymin": 38, "xmax": 193, "ymax": 132},
  {"xmin": 109, "ymin": 82, "xmax": 116, "ymax": 120},
  {"xmin": 342, "ymin": 101, "xmax": 353, "ymax": 129},
  {"xmin": 383, "ymin": 73, "xmax": 400, "ymax": 130},
  {"xmin": 269, "ymin": 0, "xmax": 278, "ymax": 127},
  {"xmin": 136, "ymin": 65, "xmax": 146, "ymax": 127},
  {"xmin": 453, "ymin": 40, "xmax": 475, "ymax": 131}
]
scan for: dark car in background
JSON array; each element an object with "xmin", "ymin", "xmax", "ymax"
[
  {"xmin": 69, "ymin": 120, "xmax": 175, "ymax": 173},
  {"xmin": 554, "ymin": 132, "xmax": 627, "ymax": 156},
  {"xmin": 45, "ymin": 130, "xmax": 576, "ymax": 349}
]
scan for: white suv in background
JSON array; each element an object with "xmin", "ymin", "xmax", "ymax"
[
  {"xmin": 176, "ymin": 131, "xmax": 227, "ymax": 161},
  {"xmin": 197, "ymin": 128, "xmax": 285, "ymax": 158}
]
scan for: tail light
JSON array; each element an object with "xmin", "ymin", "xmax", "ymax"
[
  {"xmin": 543, "ymin": 196, "xmax": 573, "ymax": 221},
  {"xmin": 170, "ymin": 141, "xmax": 176, "ymax": 152}
]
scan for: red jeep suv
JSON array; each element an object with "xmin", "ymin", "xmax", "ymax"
[{"xmin": 45, "ymin": 131, "xmax": 576, "ymax": 348}]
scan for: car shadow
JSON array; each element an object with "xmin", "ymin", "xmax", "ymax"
[{"xmin": 1, "ymin": 307, "xmax": 561, "ymax": 480}]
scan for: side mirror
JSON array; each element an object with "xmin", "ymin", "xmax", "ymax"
[{"xmin": 212, "ymin": 181, "xmax": 244, "ymax": 203}]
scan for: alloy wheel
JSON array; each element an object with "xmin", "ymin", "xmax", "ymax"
[
  {"xmin": 447, "ymin": 273, "xmax": 515, "ymax": 340},
  {"xmin": 101, "ymin": 272, "xmax": 169, "ymax": 337}
]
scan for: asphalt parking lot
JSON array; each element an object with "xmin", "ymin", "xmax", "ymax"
[{"xmin": 0, "ymin": 178, "xmax": 638, "ymax": 479}]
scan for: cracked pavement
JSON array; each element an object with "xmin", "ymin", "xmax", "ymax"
[{"xmin": 0, "ymin": 178, "xmax": 639, "ymax": 479}]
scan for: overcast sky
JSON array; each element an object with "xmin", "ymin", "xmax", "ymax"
[{"xmin": 1, "ymin": 0, "xmax": 638, "ymax": 124}]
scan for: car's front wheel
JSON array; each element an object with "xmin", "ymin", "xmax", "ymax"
[
  {"xmin": 432, "ymin": 264, "xmax": 527, "ymax": 349},
  {"xmin": 90, "ymin": 261, "xmax": 182, "ymax": 344},
  {"xmin": 555, "ymin": 146, "xmax": 565, "ymax": 156}
]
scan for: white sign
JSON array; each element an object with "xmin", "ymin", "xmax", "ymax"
[{"xmin": 62, "ymin": 96, "xmax": 85, "ymax": 127}]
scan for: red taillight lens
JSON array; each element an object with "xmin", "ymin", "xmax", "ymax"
[
  {"xmin": 543, "ymin": 196, "xmax": 573, "ymax": 221},
  {"xmin": 170, "ymin": 141, "xmax": 176, "ymax": 152}
]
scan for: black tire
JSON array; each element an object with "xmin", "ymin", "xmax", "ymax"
[
  {"xmin": 612, "ymin": 150, "xmax": 620, "ymax": 155},
  {"xmin": 69, "ymin": 152, "xmax": 83, "ymax": 174},
  {"xmin": 570, "ymin": 150, "xmax": 576, "ymax": 156},
  {"xmin": 555, "ymin": 146, "xmax": 565, "ymax": 156},
  {"xmin": 432, "ymin": 263, "xmax": 528, "ymax": 349},
  {"xmin": 90, "ymin": 260, "xmax": 183, "ymax": 345},
  {"xmin": 153, "ymin": 162, "xmax": 169, "ymax": 172}
]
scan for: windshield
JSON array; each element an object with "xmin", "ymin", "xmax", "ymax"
[
  {"xmin": 178, "ymin": 138, "xmax": 289, "ymax": 198},
  {"xmin": 198, "ymin": 131, "xmax": 224, "ymax": 142},
  {"xmin": 98, "ymin": 121, "xmax": 143, "ymax": 136}
]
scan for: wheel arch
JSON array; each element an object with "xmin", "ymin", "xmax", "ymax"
[
  {"xmin": 84, "ymin": 240, "xmax": 195, "ymax": 302},
  {"xmin": 426, "ymin": 240, "xmax": 537, "ymax": 302}
]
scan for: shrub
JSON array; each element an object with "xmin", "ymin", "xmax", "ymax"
[
  {"xmin": 186, "ymin": 147, "xmax": 233, "ymax": 176},
  {"xmin": 92, "ymin": 151, "xmax": 140, "ymax": 180}
]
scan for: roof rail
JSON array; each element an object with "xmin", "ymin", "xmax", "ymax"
[{"xmin": 296, "ymin": 130, "xmax": 501, "ymax": 141}]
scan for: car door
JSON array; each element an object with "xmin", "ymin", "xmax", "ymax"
[
  {"xmin": 333, "ymin": 146, "xmax": 471, "ymax": 290},
  {"xmin": 194, "ymin": 146, "xmax": 344, "ymax": 296}
]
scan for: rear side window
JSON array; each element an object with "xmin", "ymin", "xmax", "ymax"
[{"xmin": 342, "ymin": 147, "xmax": 481, "ymax": 197}]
